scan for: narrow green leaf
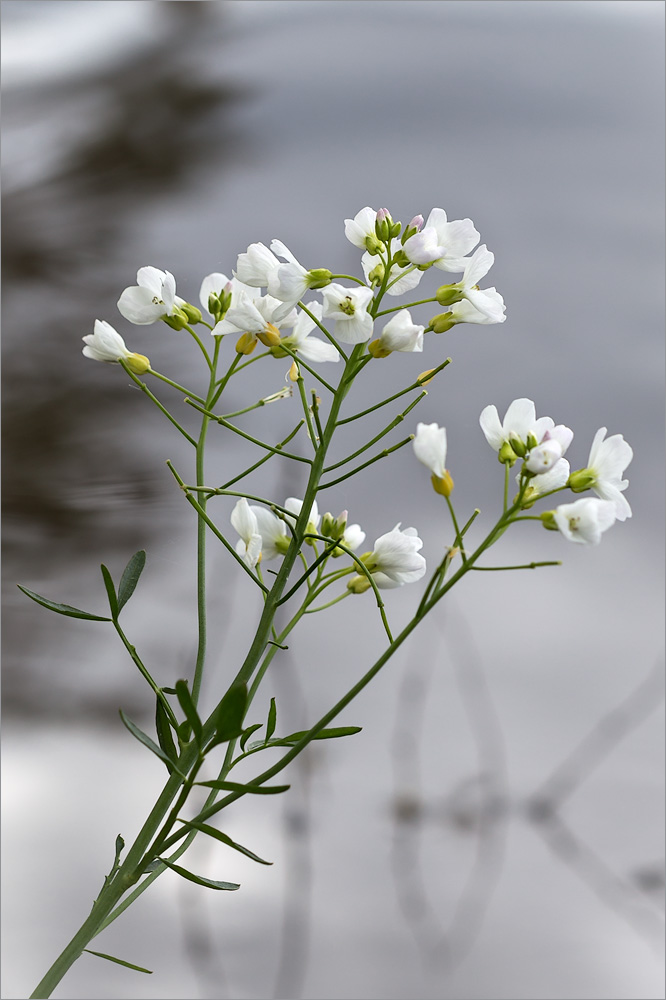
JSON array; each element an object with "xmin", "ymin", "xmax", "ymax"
[
  {"xmin": 100, "ymin": 564, "xmax": 119, "ymax": 619},
  {"xmin": 175, "ymin": 679, "xmax": 202, "ymax": 747},
  {"xmin": 83, "ymin": 949, "xmax": 152, "ymax": 975},
  {"xmin": 212, "ymin": 683, "xmax": 248, "ymax": 744},
  {"xmin": 158, "ymin": 856, "xmax": 240, "ymax": 890},
  {"xmin": 182, "ymin": 820, "xmax": 272, "ymax": 865},
  {"xmin": 195, "ymin": 779, "xmax": 290, "ymax": 795},
  {"xmin": 239, "ymin": 722, "xmax": 262, "ymax": 751},
  {"xmin": 114, "ymin": 835, "xmax": 125, "ymax": 861},
  {"xmin": 265, "ymin": 697, "xmax": 277, "ymax": 743},
  {"xmin": 119, "ymin": 710, "xmax": 186, "ymax": 778},
  {"xmin": 155, "ymin": 697, "xmax": 178, "ymax": 765},
  {"xmin": 162, "ymin": 686, "xmax": 178, "ymax": 695},
  {"xmin": 17, "ymin": 585, "xmax": 111, "ymax": 622},
  {"xmin": 246, "ymin": 726, "xmax": 363, "ymax": 752},
  {"xmin": 117, "ymin": 550, "xmax": 146, "ymax": 612}
]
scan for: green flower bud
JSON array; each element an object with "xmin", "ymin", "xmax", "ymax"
[
  {"xmin": 435, "ymin": 284, "xmax": 464, "ymax": 306},
  {"xmin": 125, "ymin": 352, "xmax": 151, "ymax": 375},
  {"xmin": 391, "ymin": 249, "xmax": 410, "ymax": 268},
  {"xmin": 164, "ymin": 309, "xmax": 189, "ymax": 331},
  {"xmin": 181, "ymin": 303, "xmax": 202, "ymax": 324},
  {"xmin": 540, "ymin": 510, "xmax": 559, "ymax": 532},
  {"xmin": 568, "ymin": 468, "xmax": 597, "ymax": 493},
  {"xmin": 498, "ymin": 441, "xmax": 518, "ymax": 465},
  {"xmin": 509, "ymin": 434, "xmax": 527, "ymax": 458},
  {"xmin": 374, "ymin": 210, "xmax": 393, "ymax": 243},
  {"xmin": 366, "ymin": 263, "xmax": 385, "ymax": 288},
  {"xmin": 367, "ymin": 338, "xmax": 392, "ymax": 358},
  {"xmin": 363, "ymin": 234, "xmax": 384, "ymax": 256},
  {"xmin": 431, "ymin": 471, "xmax": 454, "ymax": 497},
  {"xmin": 389, "ymin": 219, "xmax": 402, "ymax": 239},
  {"xmin": 526, "ymin": 431, "xmax": 539, "ymax": 450},
  {"xmin": 321, "ymin": 512, "xmax": 336, "ymax": 537},
  {"xmin": 307, "ymin": 268, "xmax": 332, "ymax": 290},
  {"xmin": 347, "ymin": 574, "xmax": 372, "ymax": 594}
]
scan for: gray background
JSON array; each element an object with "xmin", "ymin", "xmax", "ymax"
[{"xmin": 2, "ymin": 2, "xmax": 664, "ymax": 998}]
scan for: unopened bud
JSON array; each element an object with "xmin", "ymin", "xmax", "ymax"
[
  {"xmin": 287, "ymin": 360, "xmax": 300, "ymax": 382},
  {"xmin": 401, "ymin": 214, "xmax": 424, "ymax": 244},
  {"xmin": 391, "ymin": 249, "xmax": 410, "ymax": 268},
  {"xmin": 375, "ymin": 208, "xmax": 392, "ymax": 243},
  {"xmin": 366, "ymin": 263, "xmax": 385, "ymax": 288},
  {"xmin": 347, "ymin": 574, "xmax": 372, "ymax": 594},
  {"xmin": 321, "ymin": 512, "xmax": 336, "ymax": 537},
  {"xmin": 181, "ymin": 303, "xmax": 202, "ymax": 324},
  {"xmin": 498, "ymin": 441, "xmax": 518, "ymax": 465},
  {"xmin": 164, "ymin": 309, "xmax": 188, "ymax": 331},
  {"xmin": 509, "ymin": 434, "xmax": 527, "ymax": 458}
]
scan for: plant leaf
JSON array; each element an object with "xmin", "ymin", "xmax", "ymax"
[
  {"xmin": 158, "ymin": 856, "xmax": 240, "ymax": 890},
  {"xmin": 155, "ymin": 696, "xmax": 178, "ymax": 765},
  {"xmin": 100, "ymin": 564, "xmax": 119, "ymax": 619},
  {"xmin": 182, "ymin": 820, "xmax": 272, "ymax": 864},
  {"xmin": 83, "ymin": 949, "xmax": 152, "ymax": 974},
  {"xmin": 175, "ymin": 679, "xmax": 202, "ymax": 747},
  {"xmin": 211, "ymin": 683, "xmax": 248, "ymax": 745},
  {"xmin": 195, "ymin": 780, "xmax": 290, "ymax": 795},
  {"xmin": 119, "ymin": 710, "xmax": 186, "ymax": 778},
  {"xmin": 17, "ymin": 585, "xmax": 111, "ymax": 622},
  {"xmin": 265, "ymin": 697, "xmax": 277, "ymax": 743},
  {"xmin": 117, "ymin": 550, "xmax": 146, "ymax": 612},
  {"xmin": 239, "ymin": 722, "xmax": 262, "ymax": 752},
  {"xmin": 246, "ymin": 726, "xmax": 362, "ymax": 752}
]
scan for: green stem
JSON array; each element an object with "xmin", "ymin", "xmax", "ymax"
[
  {"xmin": 119, "ymin": 362, "xmax": 196, "ymax": 446},
  {"xmin": 320, "ymin": 436, "xmax": 413, "ymax": 489},
  {"xmin": 337, "ymin": 358, "xmax": 451, "ymax": 424}
]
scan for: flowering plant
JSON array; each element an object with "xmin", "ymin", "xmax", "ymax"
[{"xmin": 22, "ymin": 205, "xmax": 632, "ymax": 998}]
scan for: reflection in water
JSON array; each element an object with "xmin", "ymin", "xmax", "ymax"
[{"xmin": 3, "ymin": 3, "xmax": 253, "ymax": 714}]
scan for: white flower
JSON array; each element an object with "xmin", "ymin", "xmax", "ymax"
[
  {"xmin": 480, "ymin": 398, "xmax": 556, "ymax": 455},
  {"xmin": 342, "ymin": 522, "xmax": 365, "ymax": 551},
  {"xmin": 361, "ymin": 239, "xmax": 424, "ymax": 297},
  {"xmin": 518, "ymin": 458, "xmax": 571, "ymax": 503},
  {"xmin": 249, "ymin": 506, "xmax": 290, "ymax": 560},
  {"xmin": 370, "ymin": 309, "xmax": 424, "ymax": 357},
  {"xmin": 402, "ymin": 207, "xmax": 480, "ymax": 271},
  {"xmin": 284, "ymin": 497, "xmax": 321, "ymax": 536},
  {"xmin": 82, "ymin": 320, "xmax": 150, "ymax": 374},
  {"xmin": 266, "ymin": 239, "xmax": 311, "ymax": 303},
  {"xmin": 438, "ymin": 296, "xmax": 507, "ymax": 328},
  {"xmin": 413, "ymin": 423, "xmax": 448, "ymax": 478},
  {"xmin": 214, "ymin": 291, "xmax": 297, "ymax": 352},
  {"xmin": 552, "ymin": 498, "xmax": 617, "ymax": 545},
  {"xmin": 585, "ymin": 427, "xmax": 633, "ymax": 521},
  {"xmin": 365, "ymin": 524, "xmax": 427, "ymax": 589},
  {"xmin": 321, "ymin": 284, "xmax": 374, "ymax": 344},
  {"xmin": 280, "ymin": 303, "xmax": 339, "ymax": 363},
  {"xmin": 199, "ymin": 272, "xmax": 231, "ymax": 315},
  {"xmin": 344, "ymin": 207, "xmax": 378, "ymax": 250},
  {"xmin": 199, "ymin": 273, "xmax": 260, "ymax": 333},
  {"xmin": 525, "ymin": 440, "xmax": 565, "ymax": 475},
  {"xmin": 234, "ymin": 242, "xmax": 281, "ymax": 288},
  {"xmin": 455, "ymin": 246, "xmax": 505, "ymax": 322},
  {"xmin": 117, "ymin": 267, "xmax": 185, "ymax": 325},
  {"xmin": 231, "ymin": 499, "xmax": 263, "ymax": 569}
]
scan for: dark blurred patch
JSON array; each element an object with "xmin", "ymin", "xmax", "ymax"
[{"xmin": 2, "ymin": 1, "xmax": 257, "ymax": 715}]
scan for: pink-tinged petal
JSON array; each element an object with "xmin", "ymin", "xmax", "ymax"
[{"xmin": 403, "ymin": 228, "xmax": 441, "ymax": 264}]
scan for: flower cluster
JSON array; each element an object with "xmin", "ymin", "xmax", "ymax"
[
  {"xmin": 412, "ymin": 398, "xmax": 633, "ymax": 546},
  {"xmin": 82, "ymin": 205, "xmax": 506, "ymax": 370}
]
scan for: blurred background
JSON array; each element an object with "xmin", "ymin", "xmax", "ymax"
[{"xmin": 2, "ymin": 2, "xmax": 664, "ymax": 998}]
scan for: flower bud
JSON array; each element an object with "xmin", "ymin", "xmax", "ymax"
[
  {"xmin": 307, "ymin": 268, "xmax": 332, "ymax": 289},
  {"xmin": 321, "ymin": 512, "xmax": 336, "ymax": 537},
  {"xmin": 347, "ymin": 574, "xmax": 372, "ymax": 594},
  {"xmin": 367, "ymin": 338, "xmax": 392, "ymax": 359},
  {"xmin": 287, "ymin": 360, "xmax": 300, "ymax": 381},
  {"xmin": 375, "ymin": 208, "xmax": 392, "ymax": 242},
  {"xmin": 181, "ymin": 303, "xmax": 203, "ymax": 324},
  {"xmin": 540, "ymin": 510, "xmax": 559, "ymax": 532},
  {"xmin": 364, "ymin": 234, "xmax": 384, "ymax": 256},
  {"xmin": 428, "ymin": 312, "xmax": 455, "ymax": 334},
  {"xmin": 236, "ymin": 332, "xmax": 257, "ymax": 355},
  {"xmin": 164, "ymin": 309, "xmax": 188, "ymax": 331},
  {"xmin": 431, "ymin": 471, "xmax": 454, "ymax": 497},
  {"xmin": 508, "ymin": 434, "xmax": 527, "ymax": 458},
  {"xmin": 125, "ymin": 352, "xmax": 151, "ymax": 375},
  {"xmin": 567, "ymin": 467, "xmax": 597, "ymax": 492},
  {"xmin": 366, "ymin": 262, "xmax": 385, "ymax": 288},
  {"xmin": 275, "ymin": 534, "xmax": 291, "ymax": 555},
  {"xmin": 435, "ymin": 284, "xmax": 464, "ymax": 307},
  {"xmin": 498, "ymin": 441, "xmax": 518, "ymax": 465},
  {"xmin": 401, "ymin": 215, "xmax": 424, "ymax": 244},
  {"xmin": 391, "ymin": 249, "xmax": 410, "ymax": 269}
]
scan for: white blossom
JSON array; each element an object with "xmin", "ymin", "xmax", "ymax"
[
  {"xmin": 215, "ymin": 292, "xmax": 297, "ymax": 347},
  {"xmin": 234, "ymin": 242, "xmax": 281, "ymax": 288},
  {"xmin": 117, "ymin": 267, "xmax": 185, "ymax": 325},
  {"xmin": 438, "ymin": 296, "xmax": 506, "ymax": 328},
  {"xmin": 266, "ymin": 240, "xmax": 310, "ymax": 303},
  {"xmin": 365, "ymin": 524, "xmax": 427, "ymax": 589},
  {"xmin": 82, "ymin": 320, "xmax": 150, "ymax": 374},
  {"xmin": 321, "ymin": 284, "xmax": 374, "ymax": 344},
  {"xmin": 361, "ymin": 239, "xmax": 424, "ymax": 296},
  {"xmin": 344, "ymin": 207, "xmax": 378, "ymax": 250},
  {"xmin": 373, "ymin": 310, "xmax": 424, "ymax": 355},
  {"xmin": 250, "ymin": 506, "xmax": 290, "ymax": 560},
  {"xmin": 280, "ymin": 303, "xmax": 339, "ymax": 363},
  {"xmin": 480, "ymin": 398, "xmax": 557, "ymax": 455},
  {"xmin": 284, "ymin": 497, "xmax": 321, "ymax": 536},
  {"xmin": 231, "ymin": 498, "xmax": 263, "ymax": 569},
  {"xmin": 402, "ymin": 207, "xmax": 480, "ymax": 271},
  {"xmin": 518, "ymin": 458, "xmax": 571, "ymax": 502},
  {"xmin": 341, "ymin": 522, "xmax": 365, "ymax": 551},
  {"xmin": 552, "ymin": 498, "xmax": 617, "ymax": 545},
  {"xmin": 454, "ymin": 246, "xmax": 505, "ymax": 322},
  {"xmin": 413, "ymin": 423, "xmax": 448, "ymax": 478},
  {"xmin": 585, "ymin": 427, "xmax": 634, "ymax": 521}
]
